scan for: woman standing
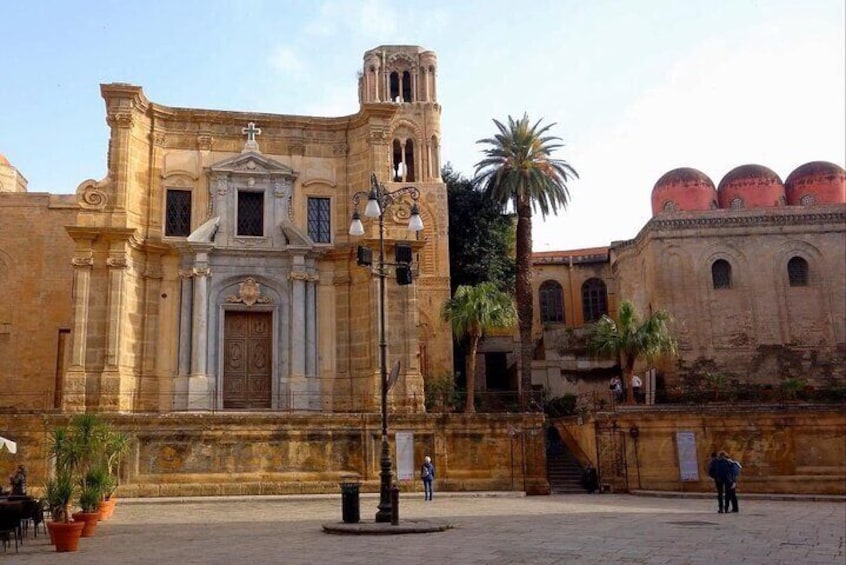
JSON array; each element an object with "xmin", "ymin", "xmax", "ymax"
[{"xmin": 421, "ymin": 456, "xmax": 435, "ymax": 501}]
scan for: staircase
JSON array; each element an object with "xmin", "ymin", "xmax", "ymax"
[{"xmin": 547, "ymin": 439, "xmax": 587, "ymax": 494}]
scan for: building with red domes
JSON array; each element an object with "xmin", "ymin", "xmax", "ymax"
[{"xmin": 508, "ymin": 161, "xmax": 846, "ymax": 401}]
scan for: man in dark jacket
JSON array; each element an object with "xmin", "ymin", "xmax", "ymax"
[{"xmin": 712, "ymin": 451, "xmax": 739, "ymax": 513}]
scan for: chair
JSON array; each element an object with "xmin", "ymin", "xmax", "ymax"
[
  {"xmin": 0, "ymin": 501, "xmax": 24, "ymax": 553},
  {"xmin": 20, "ymin": 497, "xmax": 46, "ymax": 539}
]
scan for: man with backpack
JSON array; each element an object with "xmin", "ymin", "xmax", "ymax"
[{"xmin": 710, "ymin": 450, "xmax": 740, "ymax": 513}]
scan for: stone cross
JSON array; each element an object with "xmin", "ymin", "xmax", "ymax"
[
  {"xmin": 242, "ymin": 122, "xmax": 262, "ymax": 142},
  {"xmin": 241, "ymin": 122, "xmax": 262, "ymax": 153}
]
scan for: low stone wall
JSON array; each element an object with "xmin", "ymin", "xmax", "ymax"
[
  {"xmin": 560, "ymin": 404, "xmax": 846, "ymax": 495},
  {"xmin": 0, "ymin": 412, "xmax": 548, "ymax": 497}
]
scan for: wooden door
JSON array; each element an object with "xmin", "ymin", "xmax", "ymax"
[{"xmin": 223, "ymin": 311, "xmax": 272, "ymax": 409}]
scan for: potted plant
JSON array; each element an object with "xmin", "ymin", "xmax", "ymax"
[
  {"xmin": 72, "ymin": 468, "xmax": 108, "ymax": 537},
  {"xmin": 44, "ymin": 468, "xmax": 84, "ymax": 552},
  {"xmin": 46, "ymin": 414, "xmax": 108, "ymax": 551},
  {"xmin": 99, "ymin": 429, "xmax": 128, "ymax": 520}
]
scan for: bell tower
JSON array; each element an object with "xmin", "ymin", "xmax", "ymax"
[{"xmin": 359, "ymin": 46, "xmax": 441, "ymax": 183}]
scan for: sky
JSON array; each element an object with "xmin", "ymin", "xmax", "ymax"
[{"xmin": 1, "ymin": 0, "xmax": 844, "ymax": 250}]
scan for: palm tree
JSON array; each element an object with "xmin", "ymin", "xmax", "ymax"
[
  {"xmin": 441, "ymin": 282, "xmax": 516, "ymax": 413},
  {"xmin": 590, "ymin": 300, "xmax": 678, "ymax": 404},
  {"xmin": 474, "ymin": 114, "xmax": 578, "ymax": 407}
]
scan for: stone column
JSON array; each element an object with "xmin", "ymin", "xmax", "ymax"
[
  {"xmin": 188, "ymin": 256, "xmax": 211, "ymax": 410},
  {"xmin": 100, "ymin": 252, "xmax": 128, "ymax": 411},
  {"xmin": 422, "ymin": 67, "xmax": 430, "ymax": 102},
  {"xmin": 174, "ymin": 269, "xmax": 194, "ymax": 409},
  {"xmin": 289, "ymin": 266, "xmax": 307, "ymax": 409},
  {"xmin": 400, "ymin": 140, "xmax": 408, "ymax": 182},
  {"xmin": 411, "ymin": 66, "xmax": 418, "ymax": 102},
  {"xmin": 305, "ymin": 274, "xmax": 319, "ymax": 409},
  {"xmin": 63, "ymin": 254, "xmax": 93, "ymax": 412}
]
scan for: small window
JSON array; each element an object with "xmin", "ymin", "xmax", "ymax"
[
  {"xmin": 237, "ymin": 191, "xmax": 264, "ymax": 236},
  {"xmin": 712, "ymin": 259, "xmax": 732, "ymax": 289},
  {"xmin": 165, "ymin": 189, "xmax": 192, "ymax": 237},
  {"xmin": 539, "ymin": 280, "xmax": 564, "ymax": 323},
  {"xmin": 787, "ymin": 257, "xmax": 808, "ymax": 287},
  {"xmin": 663, "ymin": 201, "xmax": 678, "ymax": 212},
  {"xmin": 307, "ymin": 197, "xmax": 331, "ymax": 243},
  {"xmin": 729, "ymin": 197, "xmax": 744, "ymax": 209},
  {"xmin": 582, "ymin": 278, "xmax": 608, "ymax": 323}
]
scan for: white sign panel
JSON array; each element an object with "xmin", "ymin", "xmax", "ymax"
[
  {"xmin": 395, "ymin": 431, "xmax": 415, "ymax": 481},
  {"xmin": 676, "ymin": 431, "xmax": 700, "ymax": 481}
]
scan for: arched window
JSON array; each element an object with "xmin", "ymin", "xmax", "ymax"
[
  {"xmin": 787, "ymin": 256, "xmax": 809, "ymax": 287},
  {"xmin": 582, "ymin": 278, "xmax": 608, "ymax": 322},
  {"xmin": 729, "ymin": 197, "xmax": 744, "ymax": 209},
  {"xmin": 663, "ymin": 201, "xmax": 678, "ymax": 212},
  {"xmin": 712, "ymin": 259, "xmax": 732, "ymax": 289},
  {"xmin": 539, "ymin": 281, "xmax": 564, "ymax": 323}
]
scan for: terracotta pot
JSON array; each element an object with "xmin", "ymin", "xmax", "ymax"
[
  {"xmin": 99, "ymin": 497, "xmax": 117, "ymax": 521},
  {"xmin": 72, "ymin": 511, "xmax": 101, "ymax": 537},
  {"xmin": 47, "ymin": 521, "xmax": 85, "ymax": 552}
]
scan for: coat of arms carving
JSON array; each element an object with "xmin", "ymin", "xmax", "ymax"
[{"xmin": 226, "ymin": 277, "xmax": 271, "ymax": 306}]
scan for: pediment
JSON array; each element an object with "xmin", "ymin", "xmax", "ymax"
[
  {"xmin": 207, "ymin": 152, "xmax": 297, "ymax": 179},
  {"xmin": 280, "ymin": 220, "xmax": 315, "ymax": 249}
]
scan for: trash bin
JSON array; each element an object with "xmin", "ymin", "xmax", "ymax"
[{"xmin": 340, "ymin": 480, "xmax": 360, "ymax": 524}]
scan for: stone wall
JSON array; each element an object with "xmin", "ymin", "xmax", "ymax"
[
  {"xmin": 560, "ymin": 405, "xmax": 846, "ymax": 495},
  {"xmin": 0, "ymin": 412, "xmax": 547, "ymax": 497},
  {"xmin": 612, "ymin": 206, "xmax": 846, "ymax": 384},
  {"xmin": 0, "ymin": 193, "xmax": 77, "ymax": 411}
]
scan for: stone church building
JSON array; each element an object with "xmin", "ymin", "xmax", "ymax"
[
  {"xmin": 510, "ymin": 162, "xmax": 846, "ymax": 400},
  {"xmin": 0, "ymin": 45, "xmax": 453, "ymax": 415}
]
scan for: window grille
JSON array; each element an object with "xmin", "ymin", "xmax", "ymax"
[
  {"xmin": 787, "ymin": 256, "xmax": 809, "ymax": 286},
  {"xmin": 539, "ymin": 281, "xmax": 564, "ymax": 323},
  {"xmin": 582, "ymin": 278, "xmax": 608, "ymax": 322},
  {"xmin": 307, "ymin": 197, "xmax": 331, "ymax": 243},
  {"xmin": 165, "ymin": 189, "xmax": 192, "ymax": 237},
  {"xmin": 237, "ymin": 191, "xmax": 264, "ymax": 236},
  {"xmin": 712, "ymin": 259, "xmax": 732, "ymax": 289}
]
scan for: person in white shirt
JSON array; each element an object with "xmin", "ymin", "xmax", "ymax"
[{"xmin": 631, "ymin": 374, "xmax": 643, "ymax": 403}]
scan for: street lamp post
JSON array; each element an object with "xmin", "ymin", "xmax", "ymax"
[{"xmin": 349, "ymin": 172, "xmax": 423, "ymax": 523}]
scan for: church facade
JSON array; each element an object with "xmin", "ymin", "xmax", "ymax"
[{"xmin": 0, "ymin": 45, "xmax": 453, "ymax": 415}]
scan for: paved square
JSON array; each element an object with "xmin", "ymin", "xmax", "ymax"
[{"xmin": 6, "ymin": 494, "xmax": 844, "ymax": 564}]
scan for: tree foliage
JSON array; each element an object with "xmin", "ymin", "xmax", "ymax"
[
  {"xmin": 442, "ymin": 282, "xmax": 516, "ymax": 412},
  {"xmin": 444, "ymin": 164, "xmax": 515, "ymax": 293},
  {"xmin": 474, "ymin": 114, "xmax": 578, "ymax": 405},
  {"xmin": 589, "ymin": 300, "xmax": 678, "ymax": 404}
]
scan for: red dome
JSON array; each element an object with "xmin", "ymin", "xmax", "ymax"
[
  {"xmin": 784, "ymin": 161, "xmax": 846, "ymax": 205},
  {"xmin": 717, "ymin": 164, "xmax": 785, "ymax": 209},
  {"xmin": 651, "ymin": 168, "xmax": 716, "ymax": 215}
]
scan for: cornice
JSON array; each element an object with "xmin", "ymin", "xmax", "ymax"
[
  {"xmin": 613, "ymin": 208, "xmax": 846, "ymax": 255},
  {"xmin": 145, "ymin": 101, "xmax": 361, "ymax": 133}
]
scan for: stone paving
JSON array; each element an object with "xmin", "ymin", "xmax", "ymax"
[{"xmin": 4, "ymin": 493, "xmax": 844, "ymax": 564}]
